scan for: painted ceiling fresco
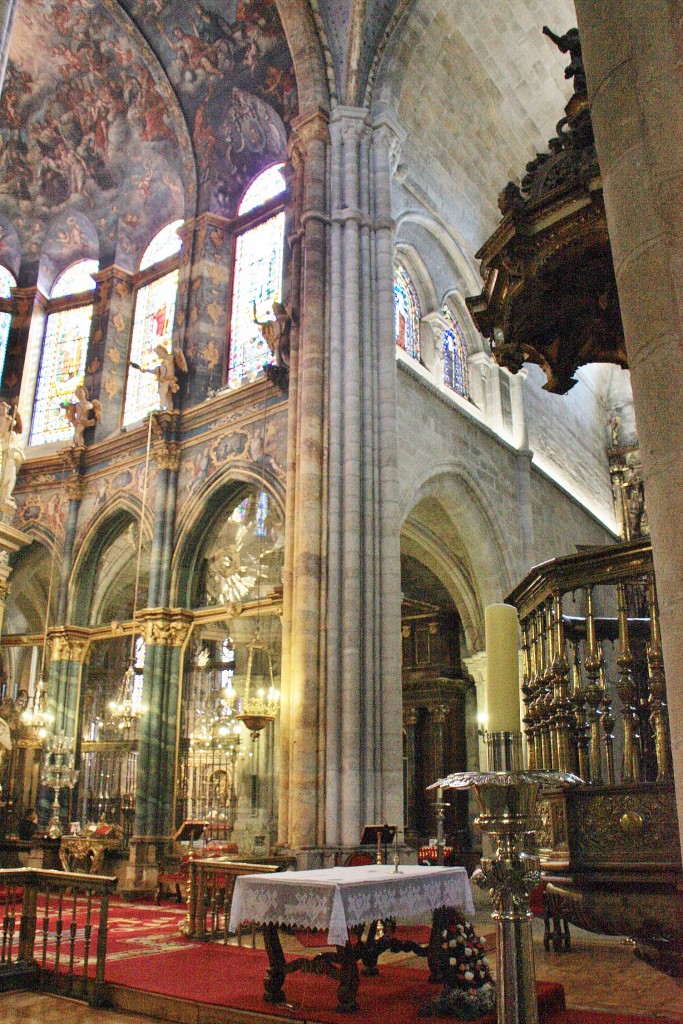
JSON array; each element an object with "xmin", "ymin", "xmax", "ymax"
[{"xmin": 0, "ymin": 0, "xmax": 297, "ymax": 284}]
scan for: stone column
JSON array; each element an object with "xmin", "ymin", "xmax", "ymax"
[
  {"xmin": 573, "ymin": 0, "xmax": 683, "ymax": 847},
  {"xmin": 0, "ymin": 1, "xmax": 17, "ymax": 98},
  {"xmin": 126, "ymin": 608, "xmax": 192, "ymax": 894},
  {"xmin": 149, "ymin": 411, "xmax": 181, "ymax": 609},
  {"xmin": 403, "ymin": 706, "xmax": 418, "ymax": 843},
  {"xmin": 279, "ymin": 109, "xmax": 329, "ymax": 854},
  {"xmin": 175, "ymin": 214, "xmax": 233, "ymax": 404},
  {"xmin": 6, "ymin": 285, "xmax": 47, "ymax": 422},
  {"xmin": 47, "ymin": 627, "xmax": 91, "ymax": 738},
  {"xmin": 56, "ymin": 450, "xmax": 85, "ymax": 623},
  {"xmin": 323, "ymin": 108, "xmax": 403, "ymax": 850},
  {"xmin": 89, "ymin": 265, "xmax": 135, "ymax": 436}
]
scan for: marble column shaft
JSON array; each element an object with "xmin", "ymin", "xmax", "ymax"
[
  {"xmin": 324, "ymin": 109, "xmax": 403, "ymax": 848},
  {"xmin": 281, "ymin": 109, "xmax": 328, "ymax": 851},
  {"xmin": 574, "ymin": 0, "xmax": 683, "ymax": 849},
  {"xmin": 89, "ymin": 265, "xmax": 135, "ymax": 435}
]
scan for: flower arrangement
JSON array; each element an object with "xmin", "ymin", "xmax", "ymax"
[{"xmin": 420, "ymin": 912, "xmax": 496, "ymax": 1019}]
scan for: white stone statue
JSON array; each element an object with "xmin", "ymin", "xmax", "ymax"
[
  {"xmin": 131, "ymin": 344, "xmax": 188, "ymax": 410},
  {"xmin": 64, "ymin": 384, "xmax": 102, "ymax": 448},
  {"xmin": 0, "ymin": 403, "xmax": 24, "ymax": 508},
  {"xmin": 253, "ymin": 301, "xmax": 291, "ymax": 368}
]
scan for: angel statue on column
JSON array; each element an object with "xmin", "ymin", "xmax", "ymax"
[
  {"xmin": 131, "ymin": 343, "xmax": 188, "ymax": 410},
  {"xmin": 253, "ymin": 300, "xmax": 291, "ymax": 368},
  {"xmin": 65, "ymin": 384, "xmax": 102, "ymax": 448},
  {"xmin": 0, "ymin": 402, "xmax": 24, "ymax": 508}
]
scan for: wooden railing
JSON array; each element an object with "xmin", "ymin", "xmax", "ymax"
[
  {"xmin": 0, "ymin": 868, "xmax": 117, "ymax": 1006},
  {"xmin": 507, "ymin": 537, "xmax": 670, "ymax": 784},
  {"xmin": 182, "ymin": 859, "xmax": 280, "ymax": 943}
]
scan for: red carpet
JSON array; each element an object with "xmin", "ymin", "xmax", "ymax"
[
  {"xmin": 106, "ymin": 943, "xmax": 566, "ymax": 1024},
  {"xmin": 552, "ymin": 1015, "xmax": 679, "ymax": 1024}
]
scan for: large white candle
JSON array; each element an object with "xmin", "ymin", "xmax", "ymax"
[{"xmin": 485, "ymin": 603, "xmax": 521, "ymax": 733}]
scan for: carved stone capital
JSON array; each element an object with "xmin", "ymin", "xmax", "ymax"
[
  {"xmin": 136, "ymin": 608, "xmax": 194, "ymax": 648},
  {"xmin": 65, "ymin": 475, "xmax": 86, "ymax": 501},
  {"xmin": 153, "ymin": 440, "xmax": 181, "ymax": 473},
  {"xmin": 289, "ymin": 107, "xmax": 329, "ymax": 162},
  {"xmin": 49, "ymin": 627, "xmax": 91, "ymax": 664},
  {"xmin": 151, "ymin": 409, "xmax": 182, "ymax": 442}
]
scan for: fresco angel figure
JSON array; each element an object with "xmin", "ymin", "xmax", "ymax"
[
  {"xmin": 131, "ymin": 344, "xmax": 188, "ymax": 410},
  {"xmin": 0, "ymin": 403, "xmax": 24, "ymax": 508},
  {"xmin": 65, "ymin": 384, "xmax": 102, "ymax": 447}
]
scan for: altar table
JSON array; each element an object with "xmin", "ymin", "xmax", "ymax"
[{"xmin": 229, "ymin": 864, "xmax": 474, "ymax": 1012}]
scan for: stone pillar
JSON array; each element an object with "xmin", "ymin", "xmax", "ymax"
[
  {"xmin": 0, "ymin": 517, "xmax": 30, "ymax": 634},
  {"xmin": 323, "ymin": 107, "xmax": 403, "ymax": 851},
  {"xmin": 128, "ymin": 608, "xmax": 192, "ymax": 892},
  {"xmin": 573, "ymin": 0, "xmax": 683, "ymax": 849},
  {"xmin": 0, "ymin": 1, "xmax": 17, "ymax": 98},
  {"xmin": 56, "ymin": 450, "xmax": 85, "ymax": 623},
  {"xmin": 89, "ymin": 265, "xmax": 135, "ymax": 436},
  {"xmin": 279, "ymin": 109, "xmax": 328, "ymax": 854},
  {"xmin": 47, "ymin": 627, "xmax": 91, "ymax": 738},
  {"xmin": 175, "ymin": 214, "xmax": 233, "ymax": 404},
  {"xmin": 149, "ymin": 411, "xmax": 181, "ymax": 609},
  {"xmin": 6, "ymin": 286, "xmax": 47, "ymax": 423}
]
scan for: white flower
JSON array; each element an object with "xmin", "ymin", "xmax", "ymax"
[
  {"xmin": 465, "ymin": 947, "xmax": 473, "ymax": 956},
  {"xmin": 482, "ymin": 957, "xmax": 489, "ymax": 966},
  {"xmin": 464, "ymin": 971, "xmax": 474, "ymax": 981},
  {"xmin": 449, "ymin": 957, "xmax": 456, "ymax": 966},
  {"xmin": 442, "ymin": 930, "xmax": 448, "ymax": 939},
  {"xmin": 448, "ymin": 939, "xmax": 456, "ymax": 948}
]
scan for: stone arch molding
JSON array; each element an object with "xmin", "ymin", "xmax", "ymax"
[
  {"xmin": 400, "ymin": 464, "xmax": 515, "ymax": 619},
  {"xmin": 67, "ymin": 495, "xmax": 152, "ymax": 626},
  {"xmin": 171, "ymin": 461, "xmax": 286, "ymax": 609}
]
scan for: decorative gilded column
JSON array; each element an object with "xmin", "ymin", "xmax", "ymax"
[
  {"xmin": 88, "ymin": 265, "xmax": 135, "ymax": 435},
  {"xmin": 550, "ymin": 592, "xmax": 574, "ymax": 773},
  {"xmin": 582, "ymin": 588, "xmax": 604, "ymax": 784},
  {"xmin": 646, "ymin": 579, "xmax": 671, "ymax": 782},
  {"xmin": 176, "ymin": 214, "xmax": 233, "ymax": 404}
]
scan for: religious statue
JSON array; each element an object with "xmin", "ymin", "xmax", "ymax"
[
  {"xmin": 0, "ymin": 403, "xmax": 24, "ymax": 509},
  {"xmin": 542, "ymin": 25, "xmax": 587, "ymax": 96},
  {"xmin": 253, "ymin": 301, "xmax": 291, "ymax": 368},
  {"xmin": 131, "ymin": 344, "xmax": 188, "ymax": 410},
  {"xmin": 64, "ymin": 385, "xmax": 102, "ymax": 448},
  {"xmin": 608, "ymin": 414, "xmax": 621, "ymax": 448}
]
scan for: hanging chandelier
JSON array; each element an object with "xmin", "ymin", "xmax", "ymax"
[
  {"xmin": 21, "ymin": 675, "xmax": 54, "ymax": 739},
  {"xmin": 235, "ymin": 627, "xmax": 280, "ymax": 736}
]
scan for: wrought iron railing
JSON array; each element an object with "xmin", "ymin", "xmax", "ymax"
[
  {"xmin": 507, "ymin": 537, "xmax": 670, "ymax": 784},
  {"xmin": 0, "ymin": 868, "xmax": 117, "ymax": 1005}
]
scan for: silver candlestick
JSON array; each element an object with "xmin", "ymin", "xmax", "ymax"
[
  {"xmin": 42, "ymin": 731, "xmax": 79, "ymax": 840},
  {"xmin": 431, "ymin": 757, "xmax": 580, "ymax": 1024}
]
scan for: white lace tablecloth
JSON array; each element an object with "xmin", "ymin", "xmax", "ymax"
[{"xmin": 228, "ymin": 864, "xmax": 474, "ymax": 947}]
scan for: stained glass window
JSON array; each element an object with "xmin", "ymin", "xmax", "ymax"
[
  {"xmin": 139, "ymin": 220, "xmax": 183, "ymax": 271},
  {"xmin": 394, "ymin": 265, "xmax": 421, "ymax": 360},
  {"xmin": 238, "ymin": 163, "xmax": 286, "ymax": 216},
  {"xmin": 228, "ymin": 212, "xmax": 285, "ymax": 383},
  {"xmin": 29, "ymin": 259, "xmax": 99, "ymax": 446},
  {"xmin": 123, "ymin": 269, "xmax": 179, "ymax": 425},
  {"xmin": 443, "ymin": 306, "xmax": 469, "ymax": 398},
  {"xmin": 123, "ymin": 221, "xmax": 184, "ymax": 426},
  {"xmin": 0, "ymin": 265, "xmax": 16, "ymax": 384}
]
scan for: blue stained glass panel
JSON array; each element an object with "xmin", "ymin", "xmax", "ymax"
[
  {"xmin": 443, "ymin": 306, "xmax": 469, "ymax": 398},
  {"xmin": 139, "ymin": 220, "xmax": 183, "ymax": 271},
  {"xmin": 238, "ymin": 163, "xmax": 286, "ymax": 215},
  {"xmin": 123, "ymin": 268, "xmax": 179, "ymax": 425},
  {"xmin": 0, "ymin": 266, "xmax": 16, "ymax": 385},
  {"xmin": 228, "ymin": 212, "xmax": 285, "ymax": 383},
  {"xmin": 394, "ymin": 266, "xmax": 421, "ymax": 360}
]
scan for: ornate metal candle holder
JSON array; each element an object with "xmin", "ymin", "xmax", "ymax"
[
  {"xmin": 431, "ymin": 763, "xmax": 580, "ymax": 1024},
  {"xmin": 42, "ymin": 731, "xmax": 79, "ymax": 839}
]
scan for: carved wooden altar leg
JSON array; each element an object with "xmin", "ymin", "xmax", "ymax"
[
  {"xmin": 337, "ymin": 941, "xmax": 360, "ymax": 1012},
  {"xmin": 262, "ymin": 923, "xmax": 287, "ymax": 1004}
]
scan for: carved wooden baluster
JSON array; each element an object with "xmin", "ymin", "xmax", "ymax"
[
  {"xmin": 570, "ymin": 640, "xmax": 589, "ymax": 782},
  {"xmin": 583, "ymin": 587, "xmax": 604, "ymax": 784},
  {"xmin": 53, "ymin": 890, "xmax": 64, "ymax": 980},
  {"xmin": 551, "ymin": 591, "xmax": 573, "ymax": 772},
  {"xmin": 1, "ymin": 881, "xmax": 15, "ymax": 963},
  {"xmin": 40, "ymin": 890, "xmax": 51, "ymax": 981},
  {"xmin": 526, "ymin": 615, "xmax": 541, "ymax": 767},
  {"xmin": 615, "ymin": 584, "xmax": 639, "ymax": 782},
  {"xmin": 646, "ymin": 578, "xmax": 671, "ymax": 781},
  {"xmin": 598, "ymin": 663, "xmax": 616, "ymax": 785},
  {"xmin": 82, "ymin": 890, "xmax": 93, "ymax": 983},
  {"xmin": 67, "ymin": 890, "xmax": 78, "ymax": 993},
  {"xmin": 521, "ymin": 619, "xmax": 537, "ymax": 770},
  {"xmin": 536, "ymin": 607, "xmax": 551, "ymax": 770}
]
